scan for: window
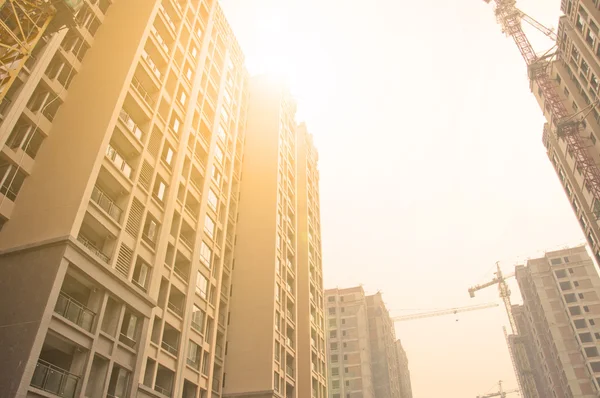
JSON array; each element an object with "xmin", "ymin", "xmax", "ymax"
[
  {"xmin": 187, "ymin": 340, "xmax": 201, "ymax": 369},
  {"xmin": 275, "ymin": 341, "xmax": 281, "ymax": 362},
  {"xmin": 332, "ymin": 380, "xmax": 339, "ymax": 389},
  {"xmin": 569, "ymin": 306, "xmax": 582, "ymax": 315},
  {"xmin": 196, "ymin": 272, "xmax": 208, "ymax": 299},
  {"xmin": 341, "ymin": 319, "xmax": 346, "ymax": 325},
  {"xmin": 179, "ymin": 90, "xmax": 187, "ymax": 105},
  {"xmin": 186, "ymin": 67, "xmax": 193, "ymax": 81},
  {"xmin": 575, "ymin": 319, "xmax": 588, "ymax": 329},
  {"xmin": 585, "ymin": 306, "xmax": 590, "ymax": 312},
  {"xmin": 153, "ymin": 179, "xmax": 167, "ymax": 202},
  {"xmin": 580, "ymin": 293, "xmax": 585, "ymax": 299},
  {"xmin": 200, "ymin": 241, "xmax": 212, "ymax": 267},
  {"xmin": 331, "ymin": 355, "xmax": 338, "ymax": 363},
  {"xmin": 214, "ymin": 146, "xmax": 224, "ymax": 164},
  {"xmin": 274, "ymin": 372, "xmax": 280, "ymax": 392},
  {"xmin": 575, "ymin": 281, "xmax": 580, "ymax": 287},
  {"xmin": 107, "ymin": 365, "xmax": 130, "ymax": 398},
  {"xmin": 132, "ymin": 258, "xmax": 150, "ymax": 290},
  {"xmin": 120, "ymin": 310, "xmax": 138, "ymax": 346},
  {"xmin": 0, "ymin": 162, "xmax": 26, "ymax": 201},
  {"xmin": 330, "ymin": 342, "xmax": 338, "ymax": 350},
  {"xmin": 329, "ymin": 308, "xmax": 336, "ymax": 315},
  {"xmin": 331, "ymin": 367, "xmax": 339, "ymax": 376},
  {"xmin": 211, "ymin": 166, "xmax": 222, "ymax": 184},
  {"xmin": 201, "ymin": 351, "xmax": 210, "ymax": 375},
  {"xmin": 343, "ymin": 354, "xmax": 348, "ymax": 360},
  {"xmin": 275, "ymin": 311, "xmax": 281, "ymax": 331},
  {"xmin": 275, "ymin": 284, "xmax": 281, "ymax": 302},
  {"xmin": 162, "ymin": 145, "xmax": 174, "ymax": 166},
  {"xmin": 551, "ymin": 258, "xmax": 563, "ymax": 265},
  {"xmin": 191, "ymin": 305, "xmax": 205, "ymax": 333},
  {"xmin": 191, "ymin": 46, "xmax": 198, "ymax": 59},
  {"xmin": 143, "ymin": 216, "xmax": 159, "ymax": 246},
  {"xmin": 329, "ymin": 330, "xmax": 337, "ymax": 338},
  {"xmin": 591, "ymin": 362, "xmax": 600, "ymax": 373},
  {"xmin": 329, "ymin": 319, "xmax": 336, "ymax": 327},
  {"xmin": 223, "ymin": 90, "xmax": 232, "ymax": 106},
  {"xmin": 217, "ymin": 124, "xmax": 227, "ymax": 142},
  {"xmin": 328, "ymin": 296, "xmax": 335, "ymax": 302},
  {"xmin": 220, "ymin": 108, "xmax": 229, "ymax": 123},
  {"xmin": 555, "ymin": 270, "xmax": 567, "ymax": 278},
  {"xmin": 591, "ymin": 319, "xmax": 596, "ymax": 326},
  {"xmin": 204, "ymin": 215, "xmax": 215, "ymax": 238},
  {"xmin": 565, "ymin": 293, "xmax": 577, "ymax": 303},
  {"xmin": 172, "ymin": 117, "xmax": 181, "ymax": 133},
  {"xmin": 277, "ymin": 234, "xmax": 282, "ymax": 250},
  {"xmin": 581, "ymin": 332, "xmax": 593, "ymax": 343},
  {"xmin": 560, "ymin": 281, "xmax": 573, "ymax": 291},
  {"xmin": 587, "ymin": 347, "xmax": 600, "ymax": 357},
  {"xmin": 207, "ymin": 189, "xmax": 218, "ymax": 210}
]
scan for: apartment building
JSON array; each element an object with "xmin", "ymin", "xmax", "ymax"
[
  {"xmin": 394, "ymin": 341, "xmax": 412, "ymax": 398},
  {"xmin": 513, "ymin": 246, "xmax": 600, "ymax": 397},
  {"xmin": 326, "ymin": 286, "xmax": 375, "ymax": 398},
  {"xmin": 367, "ymin": 293, "xmax": 402, "ymax": 398},
  {"xmin": 0, "ymin": 1, "xmax": 247, "ymax": 397},
  {"xmin": 530, "ymin": 1, "xmax": 600, "ymax": 265},
  {"xmin": 222, "ymin": 77, "xmax": 326, "ymax": 398}
]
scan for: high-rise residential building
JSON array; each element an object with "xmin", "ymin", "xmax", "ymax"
[
  {"xmin": 394, "ymin": 341, "xmax": 412, "ymax": 398},
  {"xmin": 325, "ymin": 287, "xmax": 407, "ymax": 398},
  {"xmin": 325, "ymin": 286, "xmax": 375, "ymax": 398},
  {"xmin": 366, "ymin": 293, "xmax": 402, "ymax": 398},
  {"xmin": 0, "ymin": 1, "xmax": 248, "ymax": 397},
  {"xmin": 513, "ymin": 246, "xmax": 600, "ymax": 397},
  {"xmin": 531, "ymin": 1, "xmax": 600, "ymax": 264},
  {"xmin": 222, "ymin": 76, "xmax": 326, "ymax": 398},
  {"xmin": 296, "ymin": 123, "xmax": 328, "ymax": 398}
]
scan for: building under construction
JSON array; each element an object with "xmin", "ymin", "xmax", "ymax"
[{"xmin": 512, "ymin": 246, "xmax": 600, "ymax": 397}]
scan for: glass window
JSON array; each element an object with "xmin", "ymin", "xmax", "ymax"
[
  {"xmin": 211, "ymin": 166, "xmax": 222, "ymax": 184},
  {"xmin": 217, "ymin": 124, "xmax": 227, "ymax": 142},
  {"xmin": 172, "ymin": 117, "xmax": 181, "ymax": 133},
  {"xmin": 154, "ymin": 180, "xmax": 167, "ymax": 202},
  {"xmin": 187, "ymin": 340, "xmax": 201, "ymax": 369},
  {"xmin": 200, "ymin": 241, "xmax": 212, "ymax": 267},
  {"xmin": 214, "ymin": 146, "xmax": 224, "ymax": 164},
  {"xmin": 191, "ymin": 305, "xmax": 205, "ymax": 333},
  {"xmin": 196, "ymin": 272, "xmax": 208, "ymax": 299},
  {"xmin": 162, "ymin": 145, "xmax": 174, "ymax": 166},
  {"xmin": 191, "ymin": 47, "xmax": 198, "ymax": 59},
  {"xmin": 204, "ymin": 215, "xmax": 215, "ymax": 238},
  {"xmin": 207, "ymin": 189, "xmax": 218, "ymax": 210},
  {"xmin": 186, "ymin": 67, "xmax": 193, "ymax": 80},
  {"xmin": 179, "ymin": 90, "xmax": 187, "ymax": 105},
  {"xmin": 220, "ymin": 107, "xmax": 229, "ymax": 123},
  {"xmin": 223, "ymin": 90, "xmax": 232, "ymax": 106}
]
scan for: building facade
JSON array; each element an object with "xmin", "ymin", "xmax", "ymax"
[
  {"xmin": 325, "ymin": 287, "xmax": 407, "ymax": 398},
  {"xmin": 0, "ymin": 1, "xmax": 248, "ymax": 397},
  {"xmin": 394, "ymin": 341, "xmax": 412, "ymax": 398},
  {"xmin": 531, "ymin": 1, "xmax": 600, "ymax": 266},
  {"xmin": 514, "ymin": 246, "xmax": 600, "ymax": 397},
  {"xmin": 222, "ymin": 77, "xmax": 326, "ymax": 398},
  {"xmin": 325, "ymin": 286, "xmax": 375, "ymax": 398},
  {"xmin": 366, "ymin": 293, "xmax": 402, "ymax": 398}
]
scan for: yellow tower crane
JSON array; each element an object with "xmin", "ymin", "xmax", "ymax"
[
  {"xmin": 391, "ymin": 303, "xmax": 499, "ymax": 322},
  {"xmin": 0, "ymin": 0, "xmax": 83, "ymax": 105},
  {"xmin": 468, "ymin": 262, "xmax": 537, "ymax": 398}
]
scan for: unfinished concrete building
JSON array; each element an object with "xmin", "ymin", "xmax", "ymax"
[{"xmin": 514, "ymin": 246, "xmax": 600, "ymax": 397}]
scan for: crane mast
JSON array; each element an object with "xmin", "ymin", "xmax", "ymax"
[
  {"xmin": 469, "ymin": 262, "xmax": 537, "ymax": 398},
  {"xmin": 481, "ymin": 0, "xmax": 600, "ymax": 215}
]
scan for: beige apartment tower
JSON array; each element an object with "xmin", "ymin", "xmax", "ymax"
[
  {"xmin": 0, "ymin": 1, "xmax": 248, "ymax": 397},
  {"xmin": 222, "ymin": 77, "xmax": 326, "ymax": 398},
  {"xmin": 394, "ymin": 341, "xmax": 412, "ymax": 398},
  {"xmin": 513, "ymin": 246, "xmax": 600, "ymax": 397}
]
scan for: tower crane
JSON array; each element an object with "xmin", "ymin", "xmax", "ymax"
[
  {"xmin": 391, "ymin": 303, "xmax": 499, "ymax": 322},
  {"xmin": 0, "ymin": 0, "xmax": 83, "ymax": 105},
  {"xmin": 477, "ymin": 380, "xmax": 519, "ymax": 398},
  {"xmin": 468, "ymin": 262, "xmax": 537, "ymax": 398},
  {"xmin": 479, "ymin": 0, "xmax": 600, "ymax": 235}
]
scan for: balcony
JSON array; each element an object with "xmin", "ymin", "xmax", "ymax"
[
  {"xmin": 77, "ymin": 235, "xmax": 110, "ymax": 263},
  {"xmin": 167, "ymin": 286, "xmax": 185, "ymax": 317},
  {"xmin": 105, "ymin": 145, "xmax": 133, "ymax": 179},
  {"xmin": 119, "ymin": 109, "xmax": 144, "ymax": 142},
  {"xmin": 90, "ymin": 185, "xmax": 122, "ymax": 223},
  {"xmin": 131, "ymin": 75, "xmax": 155, "ymax": 108},
  {"xmin": 141, "ymin": 50, "xmax": 162, "ymax": 80},
  {"xmin": 54, "ymin": 291, "xmax": 95, "ymax": 332},
  {"xmin": 31, "ymin": 359, "xmax": 79, "ymax": 398},
  {"xmin": 161, "ymin": 323, "xmax": 180, "ymax": 357}
]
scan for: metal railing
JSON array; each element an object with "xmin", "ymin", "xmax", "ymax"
[
  {"xmin": 54, "ymin": 291, "xmax": 95, "ymax": 332},
  {"xmin": 173, "ymin": 265, "xmax": 189, "ymax": 282},
  {"xmin": 154, "ymin": 384, "xmax": 172, "ymax": 397},
  {"xmin": 141, "ymin": 50, "xmax": 162, "ymax": 79},
  {"xmin": 77, "ymin": 235, "xmax": 110, "ymax": 262},
  {"xmin": 119, "ymin": 109, "xmax": 144, "ymax": 141},
  {"xmin": 91, "ymin": 185, "xmax": 122, "ymax": 222},
  {"xmin": 131, "ymin": 76, "xmax": 155, "ymax": 107},
  {"xmin": 119, "ymin": 333, "xmax": 136, "ymax": 349},
  {"xmin": 105, "ymin": 145, "xmax": 133, "ymax": 179},
  {"xmin": 30, "ymin": 359, "xmax": 79, "ymax": 398},
  {"xmin": 179, "ymin": 234, "xmax": 193, "ymax": 249},
  {"xmin": 167, "ymin": 301, "xmax": 183, "ymax": 317},
  {"xmin": 161, "ymin": 340, "xmax": 179, "ymax": 356}
]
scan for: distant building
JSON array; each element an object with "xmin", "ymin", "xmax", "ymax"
[
  {"xmin": 395, "ymin": 340, "xmax": 412, "ymax": 398},
  {"xmin": 325, "ymin": 287, "xmax": 408, "ymax": 398},
  {"xmin": 513, "ymin": 246, "xmax": 600, "ymax": 397}
]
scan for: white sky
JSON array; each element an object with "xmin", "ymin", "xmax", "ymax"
[{"xmin": 218, "ymin": 0, "xmax": 585, "ymax": 396}]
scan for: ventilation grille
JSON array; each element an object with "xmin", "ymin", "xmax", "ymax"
[
  {"xmin": 148, "ymin": 129, "xmax": 163, "ymax": 158},
  {"xmin": 115, "ymin": 244, "xmax": 133, "ymax": 278},
  {"xmin": 125, "ymin": 198, "xmax": 144, "ymax": 237},
  {"xmin": 139, "ymin": 160, "xmax": 153, "ymax": 191}
]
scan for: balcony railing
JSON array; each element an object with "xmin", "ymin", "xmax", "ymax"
[
  {"xmin": 31, "ymin": 359, "xmax": 79, "ymax": 398},
  {"xmin": 141, "ymin": 50, "xmax": 162, "ymax": 79},
  {"xmin": 179, "ymin": 234, "xmax": 193, "ymax": 249},
  {"xmin": 119, "ymin": 333, "xmax": 136, "ymax": 349},
  {"xmin": 91, "ymin": 185, "xmax": 123, "ymax": 222},
  {"xmin": 131, "ymin": 75, "xmax": 155, "ymax": 107},
  {"xmin": 54, "ymin": 291, "xmax": 95, "ymax": 332},
  {"xmin": 119, "ymin": 109, "xmax": 144, "ymax": 141},
  {"xmin": 105, "ymin": 145, "xmax": 133, "ymax": 179},
  {"xmin": 167, "ymin": 301, "xmax": 183, "ymax": 317},
  {"xmin": 161, "ymin": 340, "xmax": 179, "ymax": 356},
  {"xmin": 77, "ymin": 235, "xmax": 110, "ymax": 263},
  {"xmin": 173, "ymin": 265, "xmax": 189, "ymax": 282},
  {"xmin": 186, "ymin": 358, "xmax": 200, "ymax": 369},
  {"xmin": 154, "ymin": 384, "xmax": 172, "ymax": 397},
  {"xmin": 151, "ymin": 24, "xmax": 171, "ymax": 54}
]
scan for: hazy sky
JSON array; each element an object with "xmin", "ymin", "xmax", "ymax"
[{"xmin": 219, "ymin": 0, "xmax": 585, "ymax": 396}]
